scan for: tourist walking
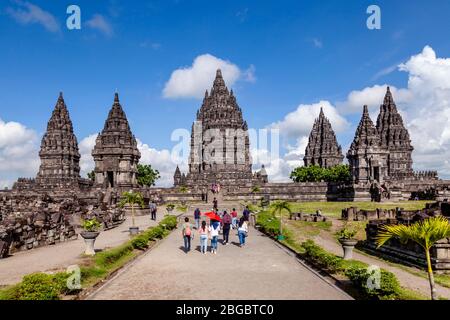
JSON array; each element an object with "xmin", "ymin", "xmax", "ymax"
[
  {"xmin": 198, "ymin": 221, "xmax": 209, "ymax": 254},
  {"xmin": 242, "ymin": 206, "xmax": 250, "ymax": 222},
  {"xmin": 221, "ymin": 210, "xmax": 232, "ymax": 245},
  {"xmin": 194, "ymin": 208, "xmax": 201, "ymax": 229},
  {"xmin": 182, "ymin": 217, "xmax": 193, "ymax": 253},
  {"xmin": 213, "ymin": 197, "xmax": 218, "ymax": 211},
  {"xmin": 149, "ymin": 201, "xmax": 157, "ymax": 221},
  {"xmin": 231, "ymin": 208, "xmax": 238, "ymax": 229},
  {"xmin": 209, "ymin": 220, "xmax": 220, "ymax": 254},
  {"xmin": 237, "ymin": 217, "xmax": 249, "ymax": 247}
]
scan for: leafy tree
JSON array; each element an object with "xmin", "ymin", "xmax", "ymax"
[
  {"xmin": 270, "ymin": 201, "xmax": 292, "ymax": 240},
  {"xmin": 251, "ymin": 186, "xmax": 261, "ymax": 193},
  {"xmin": 119, "ymin": 191, "xmax": 145, "ymax": 229},
  {"xmin": 376, "ymin": 216, "xmax": 450, "ymax": 300},
  {"xmin": 290, "ymin": 164, "xmax": 351, "ymax": 183},
  {"xmin": 87, "ymin": 170, "xmax": 95, "ymax": 182},
  {"xmin": 137, "ymin": 164, "xmax": 160, "ymax": 187}
]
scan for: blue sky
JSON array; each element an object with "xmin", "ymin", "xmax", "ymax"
[{"xmin": 1, "ymin": 0, "xmax": 450, "ymax": 186}]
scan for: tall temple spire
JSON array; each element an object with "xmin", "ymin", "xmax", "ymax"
[
  {"xmin": 92, "ymin": 94, "xmax": 141, "ymax": 188},
  {"xmin": 36, "ymin": 92, "xmax": 81, "ymax": 188},
  {"xmin": 183, "ymin": 68, "xmax": 262, "ymax": 187},
  {"xmin": 304, "ymin": 107, "xmax": 343, "ymax": 168},
  {"xmin": 347, "ymin": 105, "xmax": 388, "ymax": 183},
  {"xmin": 376, "ymin": 86, "xmax": 414, "ymax": 179},
  {"xmin": 350, "ymin": 105, "xmax": 379, "ymax": 150}
]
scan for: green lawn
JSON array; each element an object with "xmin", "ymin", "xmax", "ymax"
[{"xmin": 288, "ymin": 201, "xmax": 433, "ymax": 218}]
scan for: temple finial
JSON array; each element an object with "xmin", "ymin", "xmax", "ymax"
[
  {"xmin": 114, "ymin": 91, "xmax": 119, "ymax": 103},
  {"xmin": 383, "ymin": 86, "xmax": 394, "ymax": 106},
  {"xmin": 216, "ymin": 69, "xmax": 222, "ymax": 78},
  {"xmin": 363, "ymin": 105, "xmax": 369, "ymax": 114}
]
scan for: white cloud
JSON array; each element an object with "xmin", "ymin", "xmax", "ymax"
[
  {"xmin": 85, "ymin": 14, "xmax": 113, "ymax": 37},
  {"xmin": 334, "ymin": 46, "xmax": 450, "ymax": 177},
  {"xmin": 78, "ymin": 135, "xmax": 179, "ymax": 187},
  {"xmin": 6, "ymin": 1, "xmax": 60, "ymax": 33},
  {"xmin": 0, "ymin": 118, "xmax": 39, "ymax": 188},
  {"xmin": 269, "ymin": 101, "xmax": 349, "ymax": 139},
  {"xmin": 163, "ymin": 54, "xmax": 253, "ymax": 99},
  {"xmin": 79, "ymin": 134, "xmax": 98, "ymax": 178},
  {"xmin": 137, "ymin": 140, "xmax": 185, "ymax": 187},
  {"xmin": 262, "ymin": 102, "xmax": 348, "ymax": 181}
]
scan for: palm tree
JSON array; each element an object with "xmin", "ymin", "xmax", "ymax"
[
  {"xmin": 376, "ymin": 216, "xmax": 450, "ymax": 300},
  {"xmin": 179, "ymin": 186, "xmax": 189, "ymax": 193},
  {"xmin": 119, "ymin": 191, "xmax": 145, "ymax": 231},
  {"xmin": 270, "ymin": 201, "xmax": 291, "ymax": 240}
]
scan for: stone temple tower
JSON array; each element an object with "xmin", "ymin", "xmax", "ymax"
[
  {"xmin": 36, "ymin": 92, "xmax": 81, "ymax": 189},
  {"xmin": 304, "ymin": 107, "xmax": 343, "ymax": 168},
  {"xmin": 347, "ymin": 105, "xmax": 388, "ymax": 184},
  {"xmin": 92, "ymin": 93, "xmax": 141, "ymax": 189},
  {"xmin": 182, "ymin": 69, "xmax": 263, "ymax": 187},
  {"xmin": 376, "ymin": 87, "xmax": 414, "ymax": 180}
]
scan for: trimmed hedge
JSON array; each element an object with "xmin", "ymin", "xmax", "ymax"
[
  {"xmin": 300, "ymin": 240, "xmax": 402, "ymax": 300},
  {"xmin": 130, "ymin": 215, "xmax": 178, "ymax": 250}
]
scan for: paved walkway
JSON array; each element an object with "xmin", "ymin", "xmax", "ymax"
[
  {"xmin": 0, "ymin": 213, "xmax": 165, "ymax": 286},
  {"xmin": 88, "ymin": 224, "xmax": 351, "ymax": 300}
]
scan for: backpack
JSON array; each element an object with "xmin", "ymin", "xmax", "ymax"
[
  {"xmin": 223, "ymin": 214, "xmax": 232, "ymax": 224},
  {"xmin": 184, "ymin": 224, "xmax": 192, "ymax": 236}
]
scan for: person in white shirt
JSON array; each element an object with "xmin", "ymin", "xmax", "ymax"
[
  {"xmin": 237, "ymin": 217, "xmax": 249, "ymax": 247},
  {"xmin": 208, "ymin": 220, "xmax": 221, "ymax": 254}
]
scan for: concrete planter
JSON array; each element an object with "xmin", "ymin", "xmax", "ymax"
[
  {"xmin": 338, "ymin": 238, "xmax": 358, "ymax": 260},
  {"xmin": 129, "ymin": 226, "xmax": 139, "ymax": 235},
  {"xmin": 80, "ymin": 231, "xmax": 100, "ymax": 256}
]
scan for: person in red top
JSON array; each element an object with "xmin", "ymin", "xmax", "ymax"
[{"xmin": 231, "ymin": 208, "xmax": 238, "ymax": 229}]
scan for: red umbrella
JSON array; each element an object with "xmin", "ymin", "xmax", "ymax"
[{"xmin": 203, "ymin": 211, "xmax": 222, "ymax": 221}]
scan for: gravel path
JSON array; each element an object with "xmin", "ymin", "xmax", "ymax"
[
  {"xmin": 0, "ymin": 213, "xmax": 164, "ymax": 286},
  {"xmin": 88, "ymin": 224, "xmax": 351, "ymax": 300}
]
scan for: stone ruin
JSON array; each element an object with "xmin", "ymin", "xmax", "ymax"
[
  {"xmin": 0, "ymin": 93, "xmax": 127, "ymax": 258},
  {"xmin": 341, "ymin": 207, "xmax": 397, "ymax": 221},
  {"xmin": 290, "ymin": 212, "xmax": 327, "ymax": 222},
  {"xmin": 0, "ymin": 189, "xmax": 125, "ymax": 258},
  {"xmin": 362, "ymin": 201, "xmax": 450, "ymax": 270}
]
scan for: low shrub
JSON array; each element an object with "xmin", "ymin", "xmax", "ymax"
[
  {"xmin": 160, "ymin": 215, "xmax": 178, "ymax": 230},
  {"xmin": 257, "ymin": 211, "xmax": 281, "ymax": 237},
  {"xmin": 301, "ymin": 239, "xmax": 402, "ymax": 300},
  {"xmin": 131, "ymin": 235, "xmax": 149, "ymax": 250},
  {"xmin": 17, "ymin": 273, "xmax": 61, "ymax": 300},
  {"xmin": 345, "ymin": 266, "xmax": 401, "ymax": 300},
  {"xmin": 301, "ymin": 240, "xmax": 343, "ymax": 272},
  {"xmin": 94, "ymin": 242, "xmax": 134, "ymax": 268}
]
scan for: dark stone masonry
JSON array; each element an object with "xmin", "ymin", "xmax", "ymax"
[
  {"xmin": 304, "ymin": 107, "xmax": 343, "ymax": 168},
  {"xmin": 1, "ymin": 71, "xmax": 450, "ymax": 259}
]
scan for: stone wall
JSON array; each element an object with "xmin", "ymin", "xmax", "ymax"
[
  {"xmin": 0, "ymin": 190, "xmax": 125, "ymax": 258},
  {"xmin": 362, "ymin": 201, "xmax": 450, "ymax": 270}
]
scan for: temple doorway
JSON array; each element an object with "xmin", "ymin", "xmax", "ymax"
[{"xmin": 107, "ymin": 171, "xmax": 114, "ymax": 188}]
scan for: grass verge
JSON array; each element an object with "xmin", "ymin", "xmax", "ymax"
[{"xmin": 256, "ymin": 210, "xmax": 427, "ymax": 300}]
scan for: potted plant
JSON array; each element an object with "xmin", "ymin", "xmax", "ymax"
[
  {"xmin": 336, "ymin": 226, "xmax": 358, "ymax": 260},
  {"xmin": 80, "ymin": 218, "xmax": 102, "ymax": 256},
  {"xmin": 166, "ymin": 203, "xmax": 175, "ymax": 214},
  {"xmin": 119, "ymin": 191, "xmax": 145, "ymax": 236}
]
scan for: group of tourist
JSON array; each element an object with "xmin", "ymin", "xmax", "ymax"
[{"xmin": 181, "ymin": 207, "xmax": 251, "ymax": 254}]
